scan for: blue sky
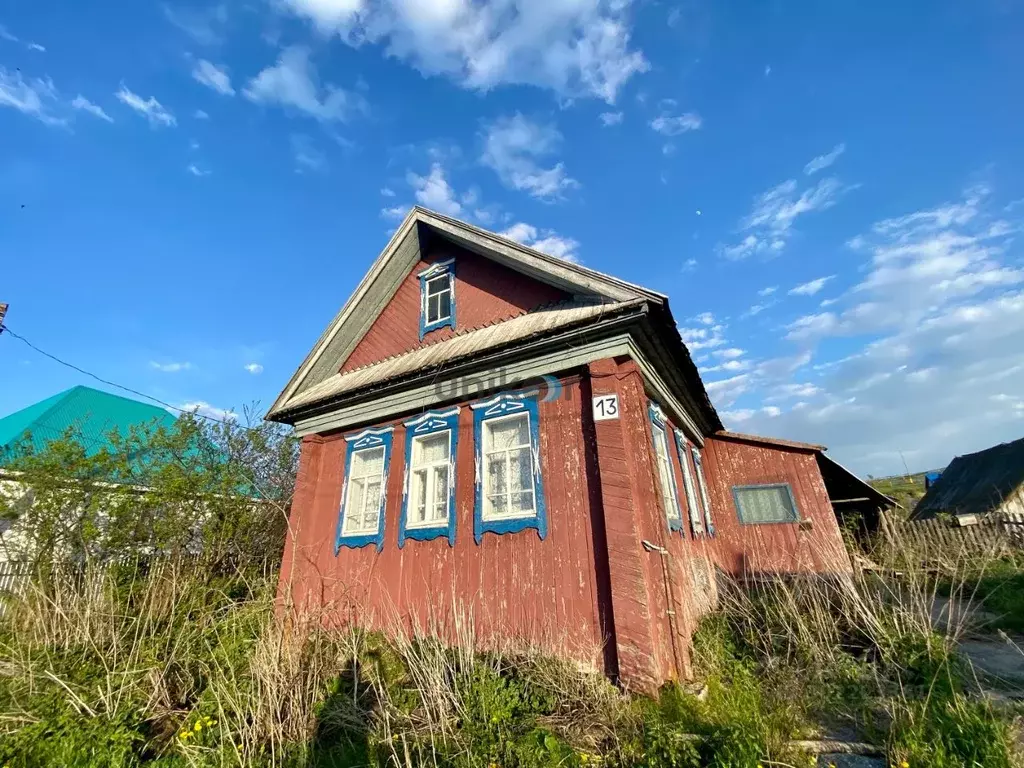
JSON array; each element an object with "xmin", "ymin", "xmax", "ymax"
[{"xmin": 2, "ymin": 0, "xmax": 1022, "ymax": 476}]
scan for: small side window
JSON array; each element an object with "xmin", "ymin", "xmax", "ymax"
[
  {"xmin": 418, "ymin": 260, "xmax": 456, "ymax": 338},
  {"xmin": 337, "ymin": 427, "xmax": 394, "ymax": 552},
  {"xmin": 733, "ymin": 483, "xmax": 799, "ymax": 524},
  {"xmin": 673, "ymin": 430, "xmax": 704, "ymax": 537},
  {"xmin": 691, "ymin": 445, "xmax": 715, "ymax": 535}
]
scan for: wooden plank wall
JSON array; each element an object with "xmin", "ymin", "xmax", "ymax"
[
  {"xmin": 278, "ymin": 373, "xmax": 611, "ymax": 671},
  {"xmin": 699, "ymin": 437, "xmax": 851, "ymax": 576}
]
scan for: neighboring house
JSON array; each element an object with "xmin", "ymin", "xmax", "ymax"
[
  {"xmin": 911, "ymin": 436, "xmax": 1024, "ymax": 523},
  {"xmin": 268, "ymin": 207, "xmax": 869, "ymax": 690},
  {"xmin": 0, "ymin": 386, "xmax": 177, "ymax": 561}
]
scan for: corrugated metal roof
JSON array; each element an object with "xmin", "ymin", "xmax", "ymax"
[
  {"xmin": 0, "ymin": 385, "xmax": 177, "ymax": 464},
  {"xmin": 288, "ymin": 300, "xmax": 641, "ymax": 410},
  {"xmin": 911, "ymin": 436, "xmax": 1024, "ymax": 520}
]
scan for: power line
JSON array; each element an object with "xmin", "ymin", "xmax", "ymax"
[{"xmin": 0, "ymin": 322, "xmax": 259, "ymax": 431}]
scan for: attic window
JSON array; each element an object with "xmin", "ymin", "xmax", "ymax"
[{"xmin": 419, "ymin": 260, "xmax": 456, "ymax": 338}]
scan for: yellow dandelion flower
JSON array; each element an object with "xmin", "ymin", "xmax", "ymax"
[
  {"xmin": 901, "ymin": 763, "xmax": 910, "ymax": 768},
  {"xmin": 194, "ymin": 722, "xmax": 202, "ymax": 731}
]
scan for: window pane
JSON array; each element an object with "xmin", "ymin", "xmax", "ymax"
[
  {"xmin": 412, "ymin": 469, "xmax": 428, "ymax": 523},
  {"xmin": 437, "ymin": 290, "xmax": 451, "ymax": 320},
  {"xmin": 363, "ymin": 479, "xmax": 382, "ymax": 528},
  {"xmin": 488, "ymin": 415, "xmax": 529, "ymax": 450},
  {"xmin": 489, "ymin": 494, "xmax": 508, "ymax": 517},
  {"xmin": 346, "ymin": 478, "xmax": 365, "ymax": 530},
  {"xmin": 651, "ymin": 426, "xmax": 679, "ymax": 522},
  {"xmin": 736, "ymin": 486, "xmax": 796, "ymax": 523},
  {"xmin": 510, "ymin": 447, "xmax": 533, "ymax": 492},
  {"xmin": 351, "ymin": 447, "xmax": 384, "ymax": 479},
  {"xmin": 486, "ymin": 454, "xmax": 507, "ymax": 497},
  {"xmin": 427, "ymin": 294, "xmax": 440, "ymax": 323},
  {"xmin": 426, "ymin": 274, "xmax": 448, "ymax": 296},
  {"xmin": 413, "ymin": 433, "xmax": 449, "ymax": 465},
  {"xmin": 511, "ymin": 490, "xmax": 535, "ymax": 515},
  {"xmin": 432, "ymin": 465, "xmax": 449, "ymax": 522}
]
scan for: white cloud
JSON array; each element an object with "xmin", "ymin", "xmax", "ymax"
[
  {"xmin": 500, "ymin": 222, "xmax": 580, "ymax": 262},
  {"xmin": 693, "ymin": 311, "xmax": 715, "ymax": 325},
  {"xmin": 71, "ymin": 95, "xmax": 113, "ymax": 122},
  {"xmin": 758, "ymin": 285, "xmax": 777, "ymax": 297},
  {"xmin": 187, "ymin": 163, "xmax": 210, "ymax": 177},
  {"xmin": 679, "ymin": 323, "xmax": 727, "ymax": 351},
  {"xmin": 244, "ymin": 363, "xmax": 264, "ymax": 374},
  {"xmin": 27, "ymin": 42, "xmax": 45, "ymax": 52},
  {"xmin": 150, "ymin": 361, "xmax": 193, "ymax": 373},
  {"xmin": 683, "ymin": 258, "xmax": 697, "ymax": 271},
  {"xmin": 713, "ymin": 347, "xmax": 745, "ymax": 359},
  {"xmin": 804, "ymin": 143, "xmax": 845, "ymax": 175},
  {"xmin": 244, "ymin": 47, "xmax": 359, "ymax": 122},
  {"xmin": 162, "ymin": 3, "xmax": 228, "ymax": 45},
  {"xmin": 179, "ymin": 401, "xmax": 237, "ymax": 421},
  {"xmin": 116, "ymin": 85, "xmax": 176, "ymax": 127},
  {"xmin": 720, "ymin": 176, "xmax": 851, "ymax": 259},
  {"xmin": 712, "ymin": 184, "xmax": 1024, "ymax": 475},
  {"xmin": 192, "ymin": 59, "xmax": 234, "ymax": 96},
  {"xmin": 380, "ymin": 186, "xmax": 395, "ymax": 197},
  {"xmin": 381, "ymin": 204, "xmax": 411, "ymax": 220},
  {"xmin": 649, "ymin": 112, "xmax": 702, "ymax": 136},
  {"xmin": 279, "ymin": 0, "xmax": 648, "ymax": 103},
  {"xmin": 291, "ymin": 133, "xmax": 327, "ymax": 172},
  {"xmin": 407, "ymin": 163, "xmax": 463, "ymax": 216},
  {"xmin": 193, "ymin": 108, "xmax": 209, "ymax": 119},
  {"xmin": 0, "ymin": 67, "xmax": 64, "ymax": 126},
  {"xmin": 600, "ymin": 111, "xmax": 623, "ymax": 126},
  {"xmin": 0, "ymin": 24, "xmax": 18, "ymax": 42},
  {"xmin": 481, "ymin": 114, "xmax": 578, "ymax": 200},
  {"xmin": 789, "ymin": 275, "xmax": 834, "ymax": 296}
]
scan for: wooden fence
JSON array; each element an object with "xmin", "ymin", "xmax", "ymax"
[{"xmin": 879, "ymin": 511, "xmax": 1024, "ymax": 566}]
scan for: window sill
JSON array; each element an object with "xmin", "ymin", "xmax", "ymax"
[
  {"xmin": 475, "ymin": 514, "xmax": 545, "ymax": 544},
  {"xmin": 336, "ymin": 531, "xmax": 385, "ymax": 552},
  {"xmin": 420, "ymin": 317, "xmax": 455, "ymax": 339},
  {"xmin": 399, "ymin": 521, "xmax": 455, "ymax": 548}
]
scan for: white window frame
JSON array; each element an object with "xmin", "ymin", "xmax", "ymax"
[
  {"xmin": 676, "ymin": 431, "xmax": 704, "ymax": 535},
  {"xmin": 481, "ymin": 410, "xmax": 537, "ymax": 522},
  {"xmin": 423, "ymin": 272, "xmax": 452, "ymax": 326},
  {"xmin": 692, "ymin": 446, "xmax": 714, "ymax": 528},
  {"xmin": 406, "ymin": 429, "xmax": 453, "ymax": 530},
  {"xmin": 341, "ymin": 445, "xmax": 387, "ymax": 536},
  {"xmin": 651, "ymin": 422, "xmax": 682, "ymax": 525}
]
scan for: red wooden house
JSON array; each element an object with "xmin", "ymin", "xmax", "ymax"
[{"xmin": 268, "ymin": 208, "xmax": 861, "ymax": 690}]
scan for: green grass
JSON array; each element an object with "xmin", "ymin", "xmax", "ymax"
[
  {"xmin": 868, "ymin": 471, "xmax": 935, "ymax": 512},
  {"xmin": 939, "ymin": 558, "xmax": 1024, "ymax": 633}
]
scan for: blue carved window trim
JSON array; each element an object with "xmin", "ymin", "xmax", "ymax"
[
  {"xmin": 336, "ymin": 427, "xmax": 394, "ymax": 553},
  {"xmin": 399, "ymin": 408, "xmax": 460, "ymax": 548},
  {"xmin": 648, "ymin": 402, "xmax": 683, "ymax": 534},
  {"xmin": 673, "ymin": 429, "xmax": 706, "ymax": 538},
  {"xmin": 418, "ymin": 259, "xmax": 456, "ymax": 339},
  {"xmin": 471, "ymin": 392, "xmax": 548, "ymax": 544},
  {"xmin": 691, "ymin": 444, "xmax": 716, "ymax": 535}
]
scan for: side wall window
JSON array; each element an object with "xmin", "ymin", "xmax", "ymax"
[
  {"xmin": 648, "ymin": 403, "xmax": 683, "ymax": 533},
  {"xmin": 733, "ymin": 483, "xmax": 799, "ymax": 524},
  {"xmin": 471, "ymin": 393, "xmax": 547, "ymax": 543},
  {"xmin": 337, "ymin": 427, "xmax": 394, "ymax": 552},
  {"xmin": 399, "ymin": 408, "xmax": 460, "ymax": 547},
  {"xmin": 673, "ymin": 429, "xmax": 705, "ymax": 537},
  {"xmin": 418, "ymin": 259, "xmax": 456, "ymax": 338},
  {"xmin": 691, "ymin": 446, "xmax": 716, "ymax": 535}
]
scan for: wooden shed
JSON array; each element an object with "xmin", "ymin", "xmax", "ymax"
[{"xmin": 268, "ymin": 208, "xmax": 854, "ymax": 690}]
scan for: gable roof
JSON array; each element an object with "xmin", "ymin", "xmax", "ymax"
[
  {"xmin": 714, "ymin": 430, "xmax": 827, "ymax": 453},
  {"xmin": 0, "ymin": 386, "xmax": 177, "ymax": 464},
  {"xmin": 268, "ymin": 207, "xmax": 668, "ymax": 418},
  {"xmin": 910, "ymin": 436, "xmax": 1024, "ymax": 520}
]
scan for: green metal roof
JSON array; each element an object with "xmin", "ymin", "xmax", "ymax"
[{"xmin": 0, "ymin": 386, "xmax": 177, "ymax": 464}]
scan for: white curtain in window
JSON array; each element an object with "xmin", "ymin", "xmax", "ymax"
[
  {"xmin": 677, "ymin": 434, "xmax": 704, "ymax": 535},
  {"xmin": 345, "ymin": 446, "xmax": 385, "ymax": 534},
  {"xmin": 483, "ymin": 414, "xmax": 535, "ymax": 519},
  {"xmin": 652, "ymin": 424, "xmax": 681, "ymax": 524},
  {"xmin": 736, "ymin": 486, "xmax": 796, "ymax": 523},
  {"xmin": 409, "ymin": 432, "xmax": 451, "ymax": 526}
]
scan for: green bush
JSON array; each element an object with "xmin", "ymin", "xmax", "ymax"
[{"xmin": 889, "ymin": 694, "xmax": 1014, "ymax": 768}]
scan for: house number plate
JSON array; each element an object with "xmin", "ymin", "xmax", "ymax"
[{"xmin": 592, "ymin": 394, "xmax": 619, "ymax": 421}]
